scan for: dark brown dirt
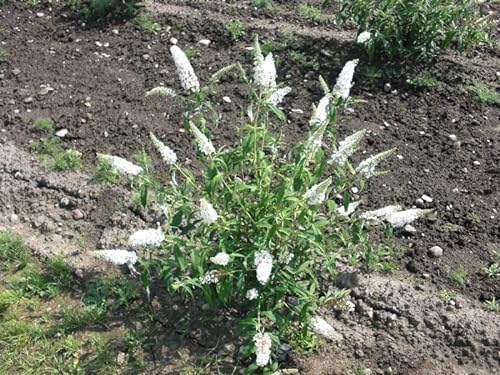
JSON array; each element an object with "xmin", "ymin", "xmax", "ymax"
[{"xmin": 0, "ymin": 1, "xmax": 499, "ymax": 374}]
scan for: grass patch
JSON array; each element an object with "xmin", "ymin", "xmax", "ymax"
[
  {"xmin": 296, "ymin": 4, "xmax": 321, "ymax": 22},
  {"xmin": 0, "ymin": 230, "xmax": 30, "ymax": 270},
  {"xmin": 33, "ymin": 117, "xmax": 54, "ymax": 133},
  {"xmin": 253, "ymin": 0, "xmax": 276, "ymax": 11},
  {"xmin": 225, "ymin": 19, "xmax": 246, "ymax": 42},
  {"xmin": 36, "ymin": 137, "xmax": 83, "ymax": 171},
  {"xmin": 472, "ymin": 82, "xmax": 500, "ymax": 105},
  {"xmin": 134, "ymin": 14, "xmax": 160, "ymax": 33},
  {"xmin": 407, "ymin": 71, "xmax": 439, "ymax": 88},
  {"xmin": 94, "ymin": 156, "xmax": 121, "ymax": 184},
  {"xmin": 0, "ymin": 47, "xmax": 7, "ymax": 63},
  {"xmin": 448, "ymin": 266, "xmax": 467, "ymax": 288}
]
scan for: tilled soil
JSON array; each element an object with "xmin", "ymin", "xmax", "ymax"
[{"xmin": 0, "ymin": 1, "xmax": 499, "ymax": 374}]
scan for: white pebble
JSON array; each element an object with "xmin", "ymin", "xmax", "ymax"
[
  {"xmin": 448, "ymin": 134, "xmax": 457, "ymax": 142},
  {"xmin": 222, "ymin": 96, "xmax": 231, "ymax": 103},
  {"xmin": 421, "ymin": 194, "xmax": 433, "ymax": 203},
  {"xmin": 55, "ymin": 129, "xmax": 68, "ymax": 138},
  {"xmin": 199, "ymin": 39, "xmax": 211, "ymax": 46},
  {"xmin": 170, "ymin": 37, "xmax": 178, "ymax": 45},
  {"xmin": 473, "ymin": 161, "xmax": 481, "ymax": 166}
]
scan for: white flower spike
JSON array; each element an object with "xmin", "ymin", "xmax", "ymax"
[
  {"xmin": 310, "ymin": 93, "xmax": 332, "ymax": 127},
  {"xmin": 128, "ymin": 227, "xmax": 164, "ymax": 248},
  {"xmin": 198, "ymin": 198, "xmax": 218, "ymax": 224},
  {"xmin": 303, "ymin": 177, "xmax": 332, "ymax": 205},
  {"xmin": 328, "ymin": 129, "xmax": 366, "ymax": 166},
  {"xmin": 200, "ymin": 270, "xmax": 219, "ymax": 285},
  {"xmin": 360, "ymin": 205, "xmax": 403, "ymax": 222},
  {"xmin": 384, "ymin": 208, "xmax": 433, "ymax": 228},
  {"xmin": 150, "ymin": 133, "xmax": 177, "ymax": 165},
  {"xmin": 92, "ymin": 249, "xmax": 138, "ymax": 266},
  {"xmin": 310, "ymin": 316, "xmax": 342, "ymax": 341},
  {"xmin": 336, "ymin": 201, "xmax": 362, "ymax": 217},
  {"xmin": 267, "ymin": 86, "xmax": 292, "ymax": 106},
  {"xmin": 210, "ymin": 252, "xmax": 230, "ymax": 266},
  {"xmin": 332, "ymin": 59, "xmax": 359, "ymax": 100},
  {"xmin": 170, "ymin": 45, "xmax": 200, "ymax": 92},
  {"xmin": 254, "ymin": 332, "xmax": 272, "ymax": 367},
  {"xmin": 355, "ymin": 148, "xmax": 396, "ymax": 179},
  {"xmin": 97, "ymin": 154, "xmax": 143, "ymax": 176},
  {"xmin": 189, "ymin": 122, "xmax": 216, "ymax": 156},
  {"xmin": 246, "ymin": 288, "xmax": 259, "ymax": 301},
  {"xmin": 254, "ymin": 52, "xmax": 277, "ymax": 88},
  {"xmin": 254, "ymin": 251, "xmax": 273, "ymax": 285},
  {"xmin": 356, "ymin": 31, "xmax": 371, "ymax": 44}
]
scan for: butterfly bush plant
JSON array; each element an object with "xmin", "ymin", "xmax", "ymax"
[{"xmin": 96, "ymin": 38, "xmax": 431, "ymax": 373}]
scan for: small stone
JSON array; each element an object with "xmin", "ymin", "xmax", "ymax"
[
  {"xmin": 415, "ymin": 198, "xmax": 425, "ymax": 208},
  {"xmin": 71, "ymin": 209, "xmax": 84, "ymax": 220},
  {"xmin": 12, "ymin": 68, "xmax": 21, "ymax": 76},
  {"xmin": 406, "ymin": 260, "xmax": 418, "ymax": 273},
  {"xmin": 24, "ymin": 97, "xmax": 34, "ymax": 104},
  {"xmin": 116, "ymin": 352, "xmax": 126, "ymax": 366},
  {"xmin": 199, "ymin": 39, "xmax": 211, "ymax": 46},
  {"xmin": 60, "ymin": 197, "xmax": 71, "ymax": 208},
  {"xmin": 448, "ymin": 134, "xmax": 457, "ymax": 142},
  {"xmin": 38, "ymin": 86, "xmax": 52, "ymax": 95},
  {"xmin": 428, "ymin": 246, "xmax": 443, "ymax": 258},
  {"xmin": 112, "ymin": 29, "xmax": 119, "ymax": 35},
  {"xmin": 170, "ymin": 37, "xmax": 178, "ymax": 45},
  {"xmin": 404, "ymin": 224, "xmax": 416, "ymax": 234},
  {"xmin": 383, "ymin": 82, "xmax": 392, "ymax": 93},
  {"xmin": 74, "ymin": 268, "xmax": 84, "ymax": 279},
  {"xmin": 421, "ymin": 194, "xmax": 433, "ymax": 203},
  {"xmin": 473, "ymin": 160, "xmax": 480, "ymax": 166},
  {"xmin": 222, "ymin": 96, "xmax": 231, "ymax": 103},
  {"xmin": 351, "ymin": 187, "xmax": 359, "ymax": 194},
  {"xmin": 36, "ymin": 12, "xmax": 44, "ymax": 17},
  {"xmin": 55, "ymin": 129, "xmax": 68, "ymax": 138},
  {"xmin": 95, "ymin": 41, "xmax": 103, "ymax": 47},
  {"xmin": 142, "ymin": 54, "xmax": 150, "ymax": 61},
  {"xmin": 9, "ymin": 213, "xmax": 19, "ymax": 224},
  {"xmin": 355, "ymin": 349, "xmax": 365, "ymax": 358}
]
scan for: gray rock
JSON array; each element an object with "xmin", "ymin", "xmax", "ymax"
[
  {"xmin": 9, "ymin": 213, "xmax": 19, "ymax": 223},
  {"xmin": 384, "ymin": 83, "xmax": 392, "ymax": 93},
  {"xmin": 428, "ymin": 246, "xmax": 443, "ymax": 258},
  {"xmin": 60, "ymin": 197, "xmax": 71, "ymax": 208},
  {"xmin": 403, "ymin": 224, "xmax": 416, "ymax": 234},
  {"xmin": 421, "ymin": 194, "xmax": 433, "ymax": 203},
  {"xmin": 71, "ymin": 209, "xmax": 84, "ymax": 220},
  {"xmin": 448, "ymin": 134, "xmax": 457, "ymax": 142},
  {"xmin": 24, "ymin": 97, "xmax": 34, "ymax": 104},
  {"xmin": 415, "ymin": 198, "xmax": 425, "ymax": 208},
  {"xmin": 55, "ymin": 129, "xmax": 68, "ymax": 138}
]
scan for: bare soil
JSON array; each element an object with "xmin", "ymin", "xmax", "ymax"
[{"xmin": 0, "ymin": 1, "xmax": 499, "ymax": 374}]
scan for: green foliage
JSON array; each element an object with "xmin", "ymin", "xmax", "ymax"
[
  {"xmin": 0, "ymin": 47, "xmax": 7, "ymax": 63},
  {"xmin": 338, "ymin": 0, "xmax": 491, "ymax": 60},
  {"xmin": 482, "ymin": 298, "xmax": 500, "ymax": 313},
  {"xmin": 296, "ymin": 4, "xmax": 321, "ymax": 22},
  {"xmin": 0, "ymin": 230, "xmax": 29, "ymax": 270},
  {"xmin": 94, "ymin": 156, "xmax": 121, "ymax": 185},
  {"xmin": 134, "ymin": 14, "xmax": 160, "ymax": 33},
  {"xmin": 80, "ymin": 0, "xmax": 136, "ymax": 22},
  {"xmin": 226, "ymin": 19, "xmax": 246, "ymax": 42},
  {"xmin": 407, "ymin": 71, "xmax": 439, "ymax": 88},
  {"xmin": 448, "ymin": 266, "xmax": 467, "ymax": 288},
  {"xmin": 253, "ymin": 0, "xmax": 276, "ymax": 11},
  {"xmin": 35, "ymin": 137, "xmax": 83, "ymax": 171},
  {"xmin": 472, "ymin": 82, "xmax": 499, "ymax": 105},
  {"xmin": 33, "ymin": 117, "xmax": 54, "ymax": 133},
  {"xmin": 439, "ymin": 289, "xmax": 455, "ymax": 304}
]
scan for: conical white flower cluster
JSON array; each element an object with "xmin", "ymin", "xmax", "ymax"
[
  {"xmin": 198, "ymin": 198, "xmax": 218, "ymax": 224},
  {"xmin": 170, "ymin": 45, "xmax": 200, "ymax": 92},
  {"xmin": 310, "ymin": 93, "xmax": 332, "ymax": 127},
  {"xmin": 328, "ymin": 130, "xmax": 366, "ymax": 166},
  {"xmin": 92, "ymin": 249, "xmax": 138, "ymax": 265},
  {"xmin": 356, "ymin": 31, "xmax": 371, "ymax": 44},
  {"xmin": 384, "ymin": 208, "xmax": 433, "ymax": 228},
  {"xmin": 360, "ymin": 205, "xmax": 432, "ymax": 227},
  {"xmin": 267, "ymin": 86, "xmax": 292, "ymax": 106},
  {"xmin": 150, "ymin": 133, "xmax": 177, "ymax": 165},
  {"xmin": 303, "ymin": 177, "xmax": 332, "ymax": 205},
  {"xmin": 310, "ymin": 315, "xmax": 341, "ymax": 341},
  {"xmin": 359, "ymin": 205, "xmax": 403, "ymax": 222},
  {"xmin": 97, "ymin": 154, "xmax": 143, "ymax": 176},
  {"xmin": 190, "ymin": 122, "xmax": 215, "ymax": 156},
  {"xmin": 145, "ymin": 86, "xmax": 177, "ymax": 98},
  {"xmin": 332, "ymin": 59, "xmax": 359, "ymax": 100},
  {"xmin": 246, "ymin": 288, "xmax": 259, "ymax": 301},
  {"xmin": 210, "ymin": 252, "xmax": 230, "ymax": 266},
  {"xmin": 254, "ymin": 332, "xmax": 272, "ymax": 367},
  {"xmin": 306, "ymin": 121, "xmax": 327, "ymax": 154},
  {"xmin": 200, "ymin": 270, "xmax": 219, "ymax": 285},
  {"xmin": 254, "ymin": 250, "xmax": 273, "ymax": 285},
  {"xmin": 336, "ymin": 201, "xmax": 362, "ymax": 217},
  {"xmin": 253, "ymin": 37, "xmax": 291, "ymax": 106},
  {"xmin": 128, "ymin": 227, "xmax": 164, "ymax": 248},
  {"xmin": 355, "ymin": 148, "xmax": 396, "ymax": 178}
]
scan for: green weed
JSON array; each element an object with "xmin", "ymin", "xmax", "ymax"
[
  {"xmin": 134, "ymin": 14, "xmax": 160, "ymax": 33},
  {"xmin": 33, "ymin": 117, "xmax": 54, "ymax": 133},
  {"xmin": 449, "ymin": 266, "xmax": 467, "ymax": 288},
  {"xmin": 0, "ymin": 47, "xmax": 7, "ymax": 63},
  {"xmin": 407, "ymin": 71, "xmax": 439, "ymax": 88},
  {"xmin": 225, "ymin": 19, "xmax": 246, "ymax": 42},
  {"xmin": 482, "ymin": 298, "xmax": 500, "ymax": 313},
  {"xmin": 296, "ymin": 4, "xmax": 321, "ymax": 22},
  {"xmin": 94, "ymin": 157, "xmax": 121, "ymax": 185},
  {"xmin": 472, "ymin": 82, "xmax": 499, "ymax": 105},
  {"xmin": 0, "ymin": 230, "xmax": 29, "ymax": 270},
  {"xmin": 35, "ymin": 137, "xmax": 83, "ymax": 171}
]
